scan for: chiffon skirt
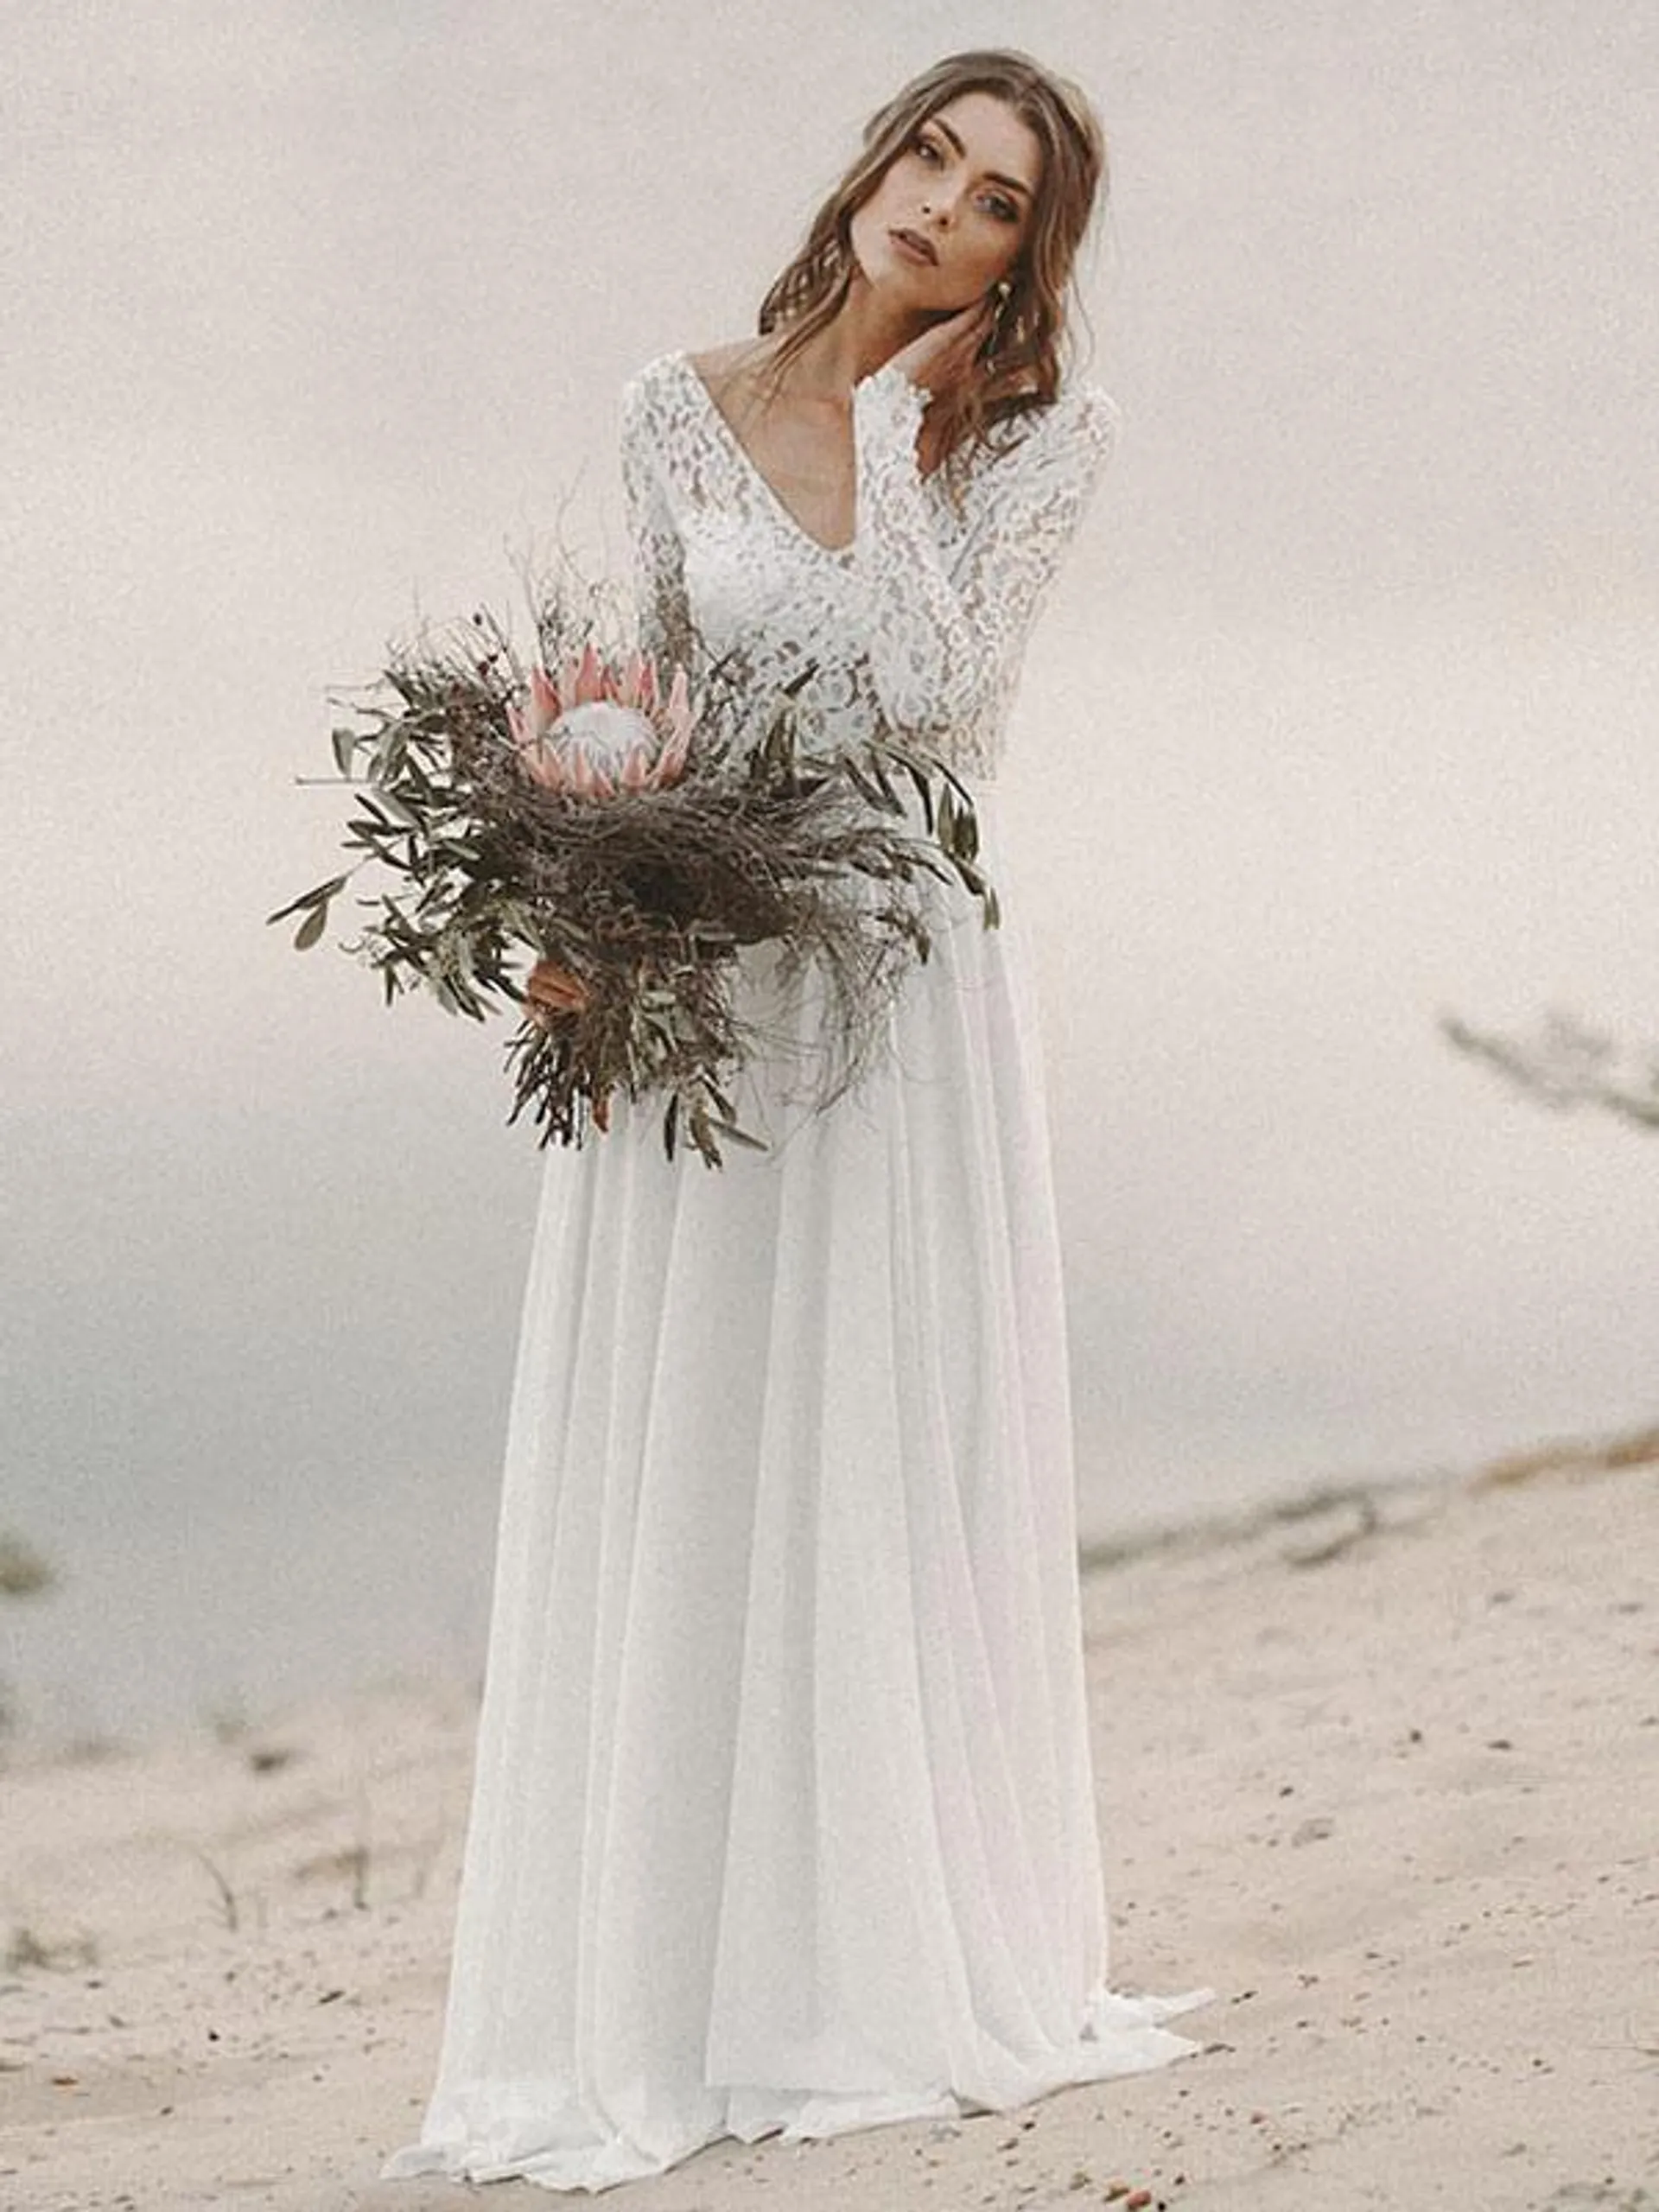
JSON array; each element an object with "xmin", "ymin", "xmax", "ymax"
[{"xmin": 381, "ymin": 791, "xmax": 1209, "ymax": 2193}]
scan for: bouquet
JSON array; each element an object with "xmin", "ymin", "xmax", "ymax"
[{"xmin": 271, "ymin": 574, "xmax": 997, "ymax": 1167}]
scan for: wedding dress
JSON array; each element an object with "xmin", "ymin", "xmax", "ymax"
[{"xmin": 381, "ymin": 351, "xmax": 1209, "ymax": 2194}]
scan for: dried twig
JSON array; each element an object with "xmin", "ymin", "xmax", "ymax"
[{"xmin": 192, "ymin": 1847, "xmax": 240, "ymax": 1933}]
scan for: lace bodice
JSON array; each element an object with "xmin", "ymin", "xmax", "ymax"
[{"xmin": 619, "ymin": 351, "xmax": 1118, "ymax": 781}]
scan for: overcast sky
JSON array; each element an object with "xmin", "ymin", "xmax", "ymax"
[{"xmin": 4, "ymin": 0, "xmax": 1658, "ymax": 1742}]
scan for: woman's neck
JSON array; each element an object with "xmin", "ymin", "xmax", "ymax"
[{"xmin": 769, "ymin": 276, "xmax": 934, "ymax": 402}]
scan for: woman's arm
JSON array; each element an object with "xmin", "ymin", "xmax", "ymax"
[
  {"xmin": 522, "ymin": 378, "xmax": 694, "ymax": 1031},
  {"xmin": 849, "ymin": 365, "xmax": 1119, "ymax": 745},
  {"xmin": 620, "ymin": 372, "xmax": 694, "ymax": 673}
]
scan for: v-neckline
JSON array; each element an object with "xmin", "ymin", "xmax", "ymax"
[{"xmin": 673, "ymin": 351, "xmax": 859, "ymax": 563}]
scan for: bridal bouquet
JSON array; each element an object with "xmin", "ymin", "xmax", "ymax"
[{"xmin": 271, "ymin": 576, "xmax": 996, "ymax": 1166}]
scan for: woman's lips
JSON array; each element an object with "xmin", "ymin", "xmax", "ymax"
[{"xmin": 889, "ymin": 227, "xmax": 938, "ymax": 266}]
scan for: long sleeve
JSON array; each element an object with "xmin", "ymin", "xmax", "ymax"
[
  {"xmin": 620, "ymin": 373, "xmax": 694, "ymax": 674},
  {"xmin": 849, "ymin": 365, "xmax": 1119, "ymax": 750}
]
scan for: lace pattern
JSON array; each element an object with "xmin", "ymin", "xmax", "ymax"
[{"xmin": 620, "ymin": 352, "xmax": 1117, "ymax": 780}]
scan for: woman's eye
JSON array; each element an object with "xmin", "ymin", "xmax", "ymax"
[{"xmin": 910, "ymin": 133, "xmax": 1019, "ymax": 220}]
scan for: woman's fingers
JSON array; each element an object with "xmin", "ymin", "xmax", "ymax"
[
  {"xmin": 526, "ymin": 960, "xmax": 589, "ymax": 1015},
  {"xmin": 888, "ymin": 297, "xmax": 999, "ymax": 397}
]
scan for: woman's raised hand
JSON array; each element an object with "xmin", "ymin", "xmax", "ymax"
[
  {"xmin": 525, "ymin": 959, "xmax": 589, "ymax": 1020},
  {"xmin": 886, "ymin": 295, "xmax": 999, "ymax": 401}
]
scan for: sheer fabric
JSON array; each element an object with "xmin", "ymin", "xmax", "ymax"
[{"xmin": 381, "ymin": 352, "xmax": 1209, "ymax": 2195}]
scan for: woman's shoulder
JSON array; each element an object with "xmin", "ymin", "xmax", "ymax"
[
  {"xmin": 624, "ymin": 338, "xmax": 762, "ymax": 410},
  {"xmin": 619, "ymin": 351, "xmax": 696, "ymax": 475},
  {"xmin": 943, "ymin": 377, "xmax": 1118, "ymax": 510},
  {"xmin": 683, "ymin": 338, "xmax": 767, "ymax": 390},
  {"xmin": 620, "ymin": 339, "xmax": 788, "ymax": 480},
  {"xmin": 620, "ymin": 347, "xmax": 686, "ymax": 416},
  {"xmin": 1065, "ymin": 377, "xmax": 1122, "ymax": 442},
  {"xmin": 994, "ymin": 377, "xmax": 1121, "ymax": 464}
]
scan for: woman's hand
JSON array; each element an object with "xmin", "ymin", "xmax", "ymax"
[
  {"xmin": 525, "ymin": 959, "xmax": 589, "ymax": 1021},
  {"xmin": 886, "ymin": 294, "xmax": 998, "ymax": 401},
  {"xmin": 525, "ymin": 962, "xmax": 611, "ymax": 1128}
]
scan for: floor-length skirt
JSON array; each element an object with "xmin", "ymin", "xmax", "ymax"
[{"xmin": 382, "ymin": 790, "xmax": 1209, "ymax": 2193}]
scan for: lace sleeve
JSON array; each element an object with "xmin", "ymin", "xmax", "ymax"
[
  {"xmin": 849, "ymin": 364, "xmax": 1118, "ymax": 749},
  {"xmin": 620, "ymin": 373, "xmax": 694, "ymax": 672}
]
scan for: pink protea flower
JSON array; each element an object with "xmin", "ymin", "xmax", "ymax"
[{"xmin": 508, "ymin": 645, "xmax": 695, "ymax": 798}]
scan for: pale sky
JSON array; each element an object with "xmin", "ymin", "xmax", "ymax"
[{"xmin": 4, "ymin": 0, "xmax": 1658, "ymax": 1741}]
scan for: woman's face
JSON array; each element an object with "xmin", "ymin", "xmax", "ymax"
[{"xmin": 850, "ymin": 91, "xmax": 1043, "ymax": 314}]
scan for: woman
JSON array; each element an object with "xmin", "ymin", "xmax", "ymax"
[{"xmin": 383, "ymin": 48, "xmax": 1208, "ymax": 2196}]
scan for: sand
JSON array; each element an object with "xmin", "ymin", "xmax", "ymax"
[{"xmin": 3, "ymin": 1451, "xmax": 1656, "ymax": 2212}]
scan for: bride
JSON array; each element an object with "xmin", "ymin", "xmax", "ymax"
[{"xmin": 383, "ymin": 47, "xmax": 1209, "ymax": 2196}]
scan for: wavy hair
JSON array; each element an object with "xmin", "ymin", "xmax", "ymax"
[{"xmin": 754, "ymin": 50, "xmax": 1107, "ymax": 480}]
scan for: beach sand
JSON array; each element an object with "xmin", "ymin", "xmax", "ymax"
[{"xmin": 3, "ymin": 1450, "xmax": 1655, "ymax": 2212}]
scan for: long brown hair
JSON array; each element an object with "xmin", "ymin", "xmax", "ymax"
[{"xmin": 755, "ymin": 50, "xmax": 1107, "ymax": 480}]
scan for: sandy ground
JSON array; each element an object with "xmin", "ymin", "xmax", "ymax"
[{"xmin": 2, "ymin": 1451, "xmax": 1656, "ymax": 2212}]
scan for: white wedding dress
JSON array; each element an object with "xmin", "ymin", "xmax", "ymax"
[{"xmin": 382, "ymin": 352, "xmax": 1209, "ymax": 2194}]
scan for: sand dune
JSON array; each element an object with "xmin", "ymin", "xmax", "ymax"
[{"xmin": 3, "ymin": 1456, "xmax": 1655, "ymax": 2211}]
